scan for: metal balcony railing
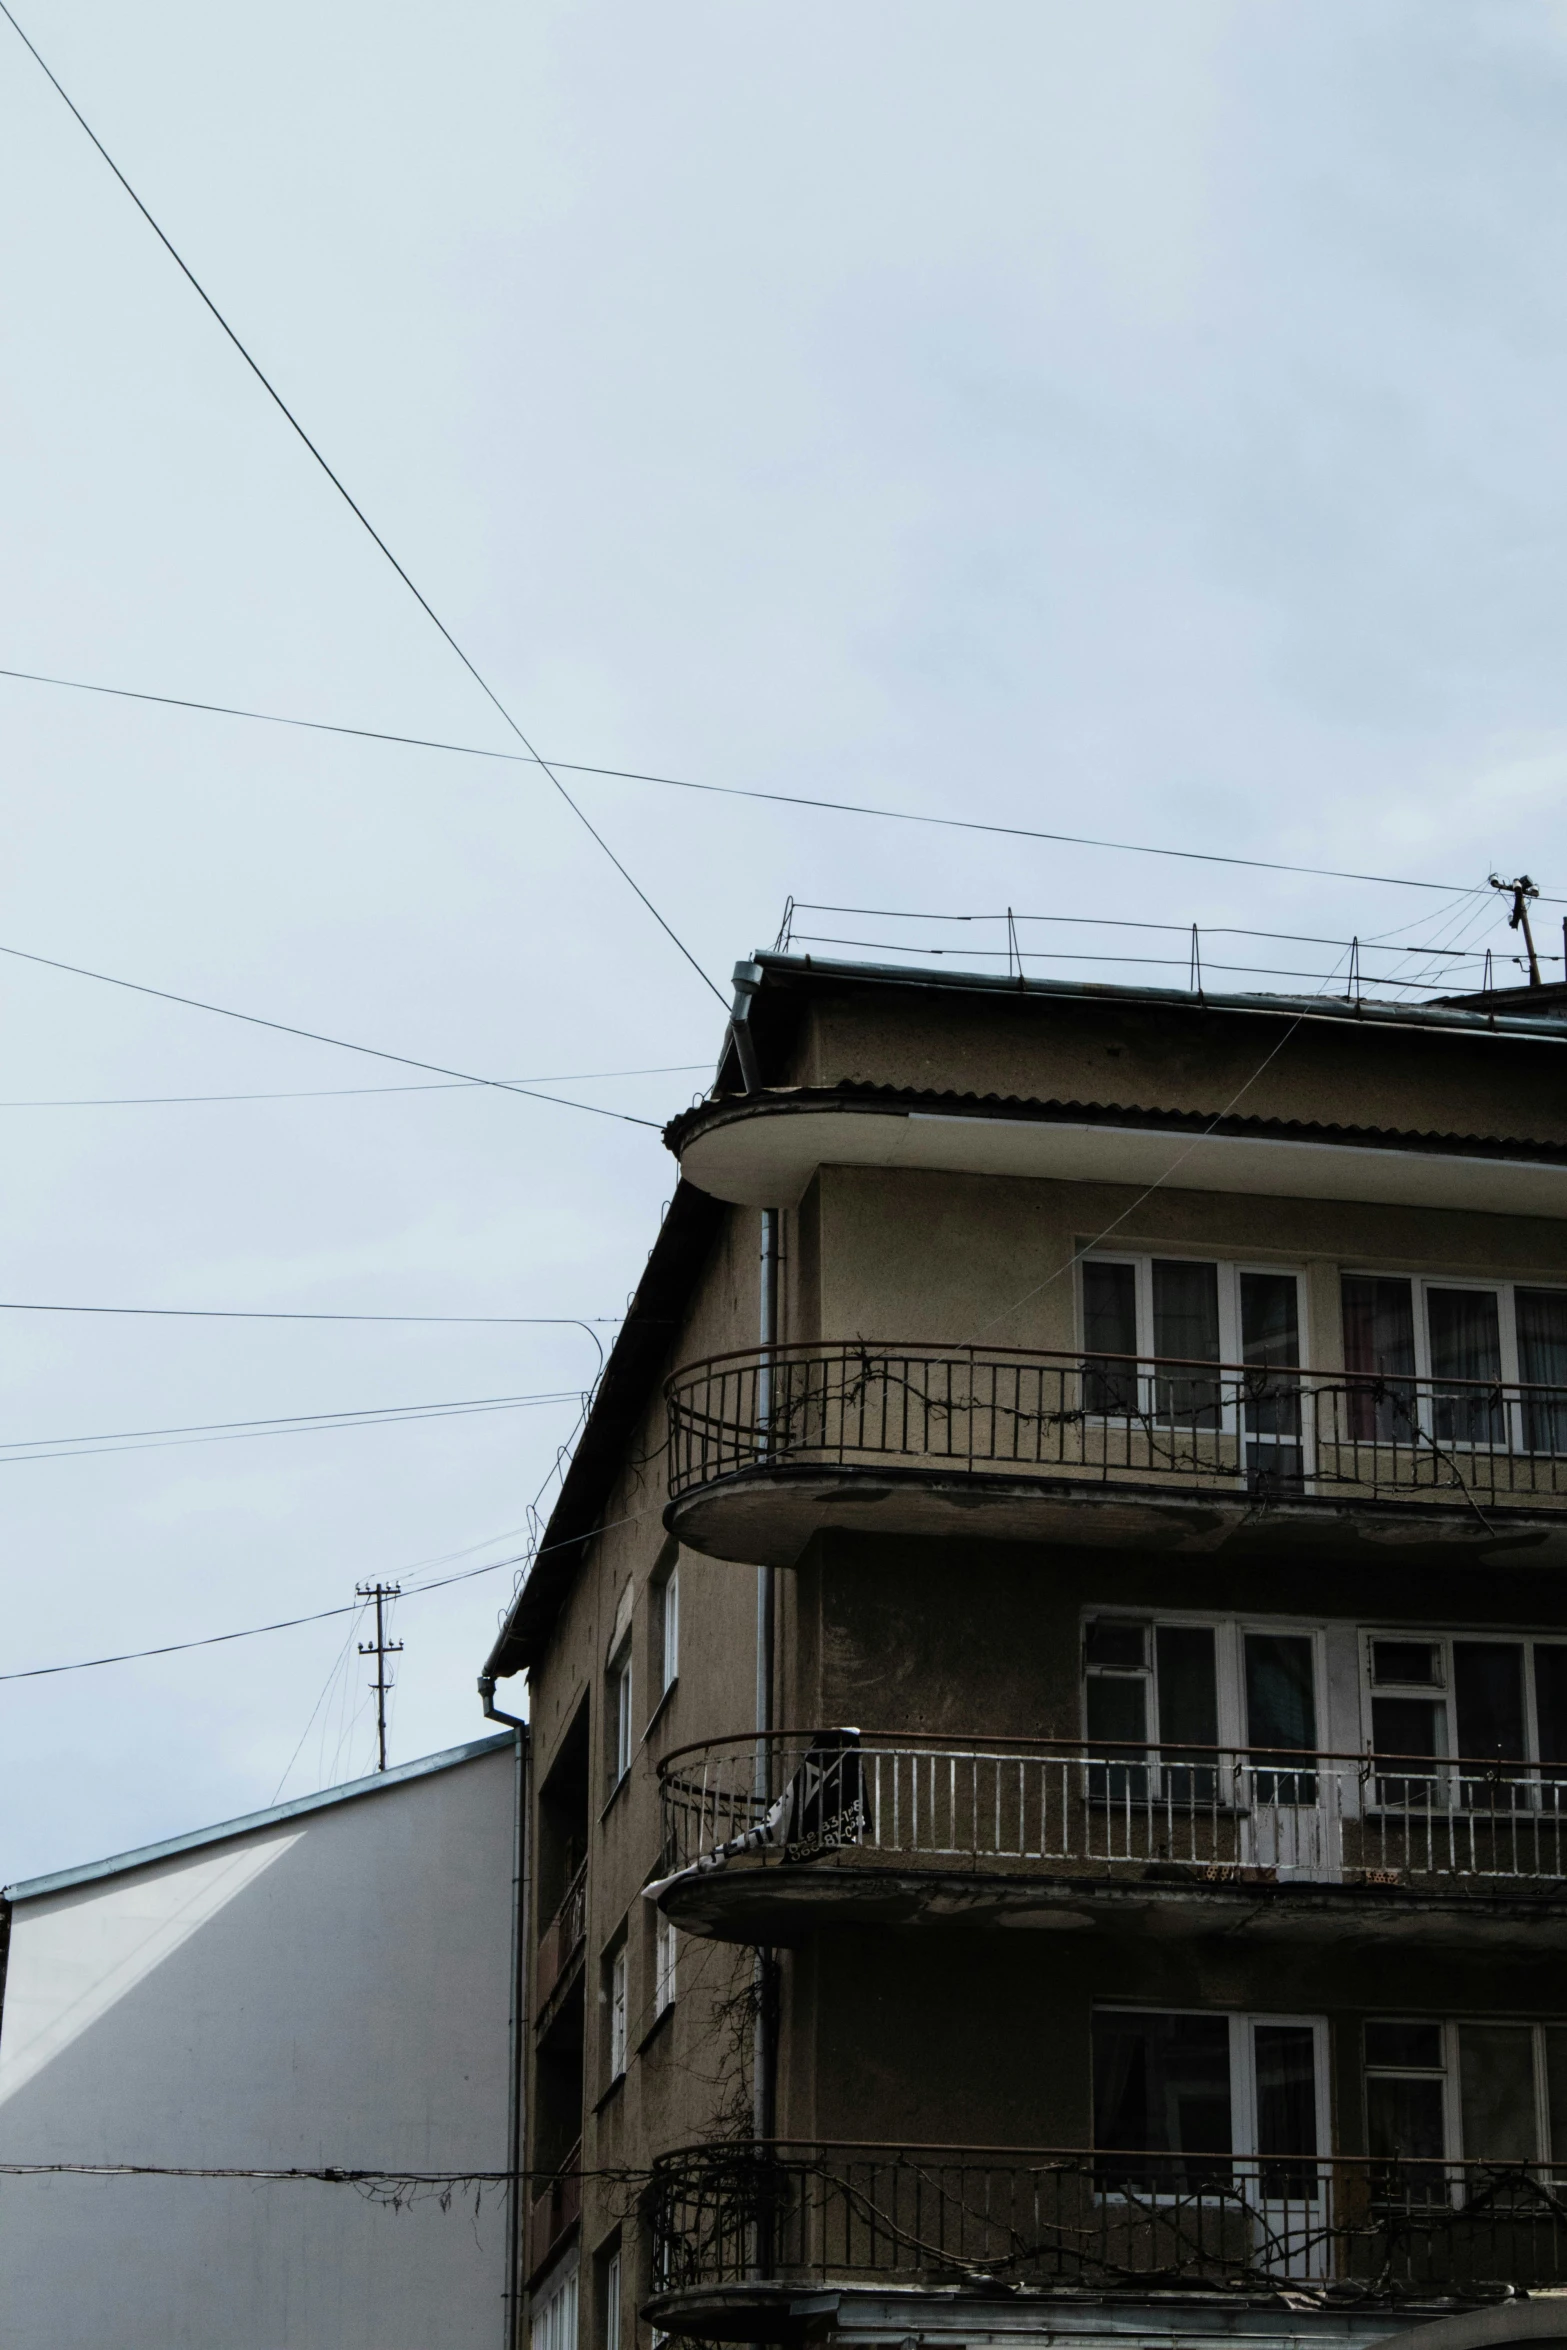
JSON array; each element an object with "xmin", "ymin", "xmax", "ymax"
[
  {"xmin": 648, "ymin": 2140, "xmax": 1567, "ymax": 2300},
  {"xmin": 665, "ymin": 1342, "xmax": 1567, "ymax": 1512},
  {"xmin": 536, "ymin": 1858, "xmax": 588, "ymax": 2008},
  {"xmin": 657, "ymin": 1731, "xmax": 1567, "ymax": 1887}
]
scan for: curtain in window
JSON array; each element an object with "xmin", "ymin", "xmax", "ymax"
[
  {"xmin": 1092, "ymin": 2010, "xmax": 1232, "ymax": 2192},
  {"xmin": 1428, "ymin": 1288, "xmax": 1504, "ymax": 1447},
  {"xmin": 1518, "ymin": 1290, "xmax": 1567, "ymax": 1456},
  {"xmin": 1341, "ymin": 1276, "xmax": 1415, "ymax": 1445},
  {"xmin": 1152, "ymin": 1260, "xmax": 1221, "ymax": 1433}
]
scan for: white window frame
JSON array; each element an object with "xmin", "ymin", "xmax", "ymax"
[
  {"xmin": 1342, "ymin": 1271, "xmax": 1567, "ymax": 1454},
  {"xmin": 531, "ymin": 2258, "xmax": 579, "ymax": 2350},
  {"xmin": 1080, "ymin": 1252, "xmax": 1309, "ymax": 1378},
  {"xmin": 1364, "ymin": 2015, "xmax": 1567, "ymax": 2170},
  {"xmin": 607, "ymin": 1942, "xmax": 628, "ymax": 2081},
  {"xmin": 655, "ymin": 1913, "xmax": 677, "ymax": 2016},
  {"xmin": 1092, "ymin": 2003, "xmax": 1330, "ymax": 2206},
  {"xmin": 1361, "ymin": 1627, "xmax": 1567, "ymax": 1792},
  {"xmin": 609, "ymin": 1644, "xmax": 633, "ymax": 1787},
  {"xmin": 659, "ymin": 1559, "xmax": 679, "ymax": 1699},
  {"xmin": 1082, "ymin": 1608, "xmax": 1329, "ymax": 1760},
  {"xmin": 604, "ymin": 2247, "xmax": 621, "ymax": 2350}
]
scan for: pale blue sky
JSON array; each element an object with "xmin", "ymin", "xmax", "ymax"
[{"xmin": 1, "ymin": 0, "xmax": 1564, "ymax": 1877}]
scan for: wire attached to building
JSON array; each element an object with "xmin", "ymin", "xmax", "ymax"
[{"xmin": 0, "ymin": 11, "xmax": 725, "ymax": 1009}]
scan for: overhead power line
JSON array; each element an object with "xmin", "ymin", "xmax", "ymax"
[
  {"xmin": 0, "ymin": 1384, "xmax": 584, "ymax": 1467},
  {"xmin": 0, "ymin": 1300, "xmax": 620, "ymax": 1328},
  {"xmin": 0, "ymin": 10, "xmax": 724, "ymax": 1010},
  {"xmin": 0, "ymin": 1505, "xmax": 652, "ymax": 1683},
  {"xmin": 0, "ymin": 938, "xmax": 664, "ymax": 1127},
  {"xmin": 3, "ymin": 664, "xmax": 1557, "ymax": 903},
  {"xmin": 0, "ymin": 1061, "xmax": 711, "ymax": 1110}
]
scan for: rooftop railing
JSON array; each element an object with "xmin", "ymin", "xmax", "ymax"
[
  {"xmin": 666, "ymin": 1343, "xmax": 1567, "ymax": 1513},
  {"xmin": 649, "ymin": 2140, "xmax": 1567, "ymax": 2301},
  {"xmin": 657, "ymin": 1731, "xmax": 1567, "ymax": 1888}
]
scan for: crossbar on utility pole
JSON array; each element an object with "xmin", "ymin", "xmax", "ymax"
[{"xmin": 357, "ymin": 1582, "xmax": 403, "ymax": 1774}]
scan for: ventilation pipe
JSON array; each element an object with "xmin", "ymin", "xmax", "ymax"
[{"xmin": 754, "ymin": 1206, "xmax": 779, "ymax": 2155}]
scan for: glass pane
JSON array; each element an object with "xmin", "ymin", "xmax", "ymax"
[
  {"xmin": 1454, "ymin": 1643, "xmax": 1526, "ymax": 1762},
  {"xmin": 1157, "ymin": 1625, "xmax": 1219, "ymax": 1803},
  {"xmin": 1545, "ymin": 2027, "xmax": 1567, "ymax": 2166},
  {"xmin": 1254, "ymin": 2023, "xmax": 1319, "ymax": 2199},
  {"xmin": 1083, "ymin": 1261, "xmax": 1138, "ymax": 1414},
  {"xmin": 1429, "ymin": 1288, "xmax": 1504, "ymax": 1446},
  {"xmin": 1152, "ymin": 1261, "xmax": 1221, "ymax": 1431},
  {"xmin": 1518, "ymin": 1290, "xmax": 1567, "ymax": 1455},
  {"xmin": 1086, "ymin": 1674, "xmax": 1148, "ymax": 1803},
  {"xmin": 1372, "ymin": 1697, "xmax": 1445, "ymax": 1807},
  {"xmin": 1536, "ymin": 1648, "xmax": 1567, "ymax": 1772},
  {"xmin": 1372, "ymin": 1640, "xmax": 1443, "ymax": 1687},
  {"xmin": 1086, "ymin": 1618, "xmax": 1147, "ymax": 1670},
  {"xmin": 1240, "ymin": 1273, "xmax": 1302, "ymax": 1480},
  {"xmin": 1366, "ymin": 2020, "xmax": 1444, "ymax": 2069},
  {"xmin": 1245, "ymin": 1633, "xmax": 1318, "ymax": 1802},
  {"xmin": 1342, "ymin": 1275, "xmax": 1416, "ymax": 1444},
  {"xmin": 1367, "ymin": 2074, "xmax": 1448, "ymax": 2198},
  {"xmin": 1459, "ymin": 2023, "xmax": 1537, "ymax": 2164},
  {"xmin": 1093, "ymin": 2009, "xmax": 1232, "ymax": 2192}
]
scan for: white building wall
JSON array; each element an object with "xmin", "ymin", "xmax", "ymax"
[{"xmin": 0, "ymin": 1734, "xmax": 519, "ymax": 2350}]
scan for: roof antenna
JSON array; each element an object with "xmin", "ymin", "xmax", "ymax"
[
  {"xmin": 357, "ymin": 1581, "xmax": 403, "ymax": 1774},
  {"xmin": 1006, "ymin": 907, "xmax": 1021, "ymax": 982},
  {"xmin": 1483, "ymin": 947, "xmax": 1494, "ymax": 994},
  {"xmin": 1348, "ymin": 936, "xmax": 1362, "ymax": 1003},
  {"xmin": 1490, "ymin": 874, "xmax": 1542, "ymax": 986},
  {"xmin": 1189, "ymin": 924, "xmax": 1203, "ymax": 998},
  {"xmin": 773, "ymin": 896, "xmax": 796, "ymax": 953}
]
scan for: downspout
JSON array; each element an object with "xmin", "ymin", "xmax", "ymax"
[{"xmin": 480, "ymin": 1676, "xmax": 529, "ymax": 2350}]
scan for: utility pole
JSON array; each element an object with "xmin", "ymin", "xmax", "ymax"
[
  {"xmin": 357, "ymin": 1582, "xmax": 403, "ymax": 1774},
  {"xmin": 1491, "ymin": 873, "xmax": 1543, "ymax": 986}
]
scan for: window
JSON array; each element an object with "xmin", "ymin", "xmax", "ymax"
[
  {"xmin": 653, "ymin": 1557, "xmax": 679, "ymax": 1703},
  {"xmin": 607, "ymin": 1643, "xmax": 633, "ymax": 1789},
  {"xmin": 606, "ymin": 1941, "xmax": 628, "ymax": 2082},
  {"xmin": 1364, "ymin": 1631, "xmax": 1567, "ymax": 1803},
  {"xmin": 1093, "ymin": 2007, "xmax": 1325, "ymax": 2203},
  {"xmin": 1342, "ymin": 1275, "xmax": 1567, "ymax": 1454},
  {"xmin": 532, "ymin": 2261, "xmax": 578, "ymax": 2350},
  {"xmin": 1082, "ymin": 1255, "xmax": 1303, "ymax": 1476},
  {"xmin": 1364, "ymin": 2018, "xmax": 1567, "ymax": 2179},
  {"xmin": 655, "ymin": 1913, "xmax": 677, "ymax": 2016},
  {"xmin": 1084, "ymin": 1615, "xmax": 1318, "ymax": 1799},
  {"xmin": 601, "ymin": 2245, "xmax": 621, "ymax": 2350}
]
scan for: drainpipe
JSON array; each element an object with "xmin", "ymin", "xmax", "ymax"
[
  {"xmin": 480, "ymin": 1677, "xmax": 529, "ymax": 2350},
  {"xmin": 754, "ymin": 1210, "xmax": 779, "ymax": 2160},
  {"xmin": 729, "ymin": 961, "xmax": 764, "ymax": 1093}
]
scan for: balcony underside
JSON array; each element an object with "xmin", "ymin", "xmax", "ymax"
[
  {"xmin": 665, "ymin": 1462, "xmax": 1567, "ymax": 1571},
  {"xmin": 643, "ymin": 2280, "xmax": 1437, "ymax": 2348},
  {"xmin": 658, "ymin": 1856, "xmax": 1567, "ymax": 1949}
]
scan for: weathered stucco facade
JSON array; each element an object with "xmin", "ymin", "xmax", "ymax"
[{"xmin": 486, "ymin": 955, "xmax": 1567, "ymax": 2350}]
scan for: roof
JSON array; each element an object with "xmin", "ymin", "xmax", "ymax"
[
  {"xmin": 482, "ymin": 1180, "xmax": 724, "ymax": 1680},
  {"xmin": 737, "ymin": 951, "xmax": 1567, "ymax": 1042},
  {"xmin": 665, "ymin": 1083, "xmax": 1567, "ymax": 1167},
  {"xmin": 5, "ymin": 1731, "xmax": 515, "ymax": 1903}
]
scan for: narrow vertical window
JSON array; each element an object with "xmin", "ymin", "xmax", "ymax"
[
  {"xmin": 1083, "ymin": 1260, "xmax": 1139, "ymax": 1414},
  {"xmin": 1364, "ymin": 2021, "xmax": 1447, "ymax": 2195},
  {"xmin": 1458, "ymin": 2024, "xmax": 1537, "ymax": 2163},
  {"xmin": 604, "ymin": 2249, "xmax": 621, "ymax": 2350},
  {"xmin": 1155, "ymin": 1624, "xmax": 1219, "ymax": 1803},
  {"xmin": 1239, "ymin": 1272, "xmax": 1302, "ymax": 1486},
  {"xmin": 608, "ymin": 1943, "xmax": 628, "ymax": 2080},
  {"xmin": 1368, "ymin": 1639, "xmax": 1445, "ymax": 1806},
  {"xmin": 1084, "ymin": 1618, "xmax": 1150, "ymax": 1800},
  {"xmin": 1517, "ymin": 1290, "xmax": 1567, "ymax": 1456},
  {"xmin": 1427, "ymin": 1287, "xmax": 1503, "ymax": 1446},
  {"xmin": 1341, "ymin": 1275, "xmax": 1415, "ymax": 1443},
  {"xmin": 1253, "ymin": 2021, "xmax": 1319, "ymax": 2200},
  {"xmin": 661, "ymin": 1561, "xmax": 680, "ymax": 1696},
  {"xmin": 1244, "ymin": 1633, "xmax": 1318, "ymax": 1803},
  {"xmin": 1453, "ymin": 1643, "xmax": 1526, "ymax": 1799},
  {"xmin": 1536, "ymin": 1647, "xmax": 1567, "ymax": 1779},
  {"xmin": 655, "ymin": 1913, "xmax": 677, "ymax": 2015},
  {"xmin": 613, "ymin": 1649, "xmax": 633, "ymax": 1784},
  {"xmin": 1151, "ymin": 1260, "xmax": 1220, "ymax": 1430}
]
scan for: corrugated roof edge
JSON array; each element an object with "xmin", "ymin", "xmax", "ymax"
[
  {"xmin": 5, "ymin": 1731, "xmax": 516, "ymax": 1902},
  {"xmin": 751, "ymin": 952, "xmax": 1567, "ymax": 1042}
]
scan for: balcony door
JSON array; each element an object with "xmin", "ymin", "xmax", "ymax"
[
  {"xmin": 1241, "ymin": 1630, "xmax": 1338, "ymax": 1880},
  {"xmin": 1093, "ymin": 2007, "xmax": 1330, "ymax": 2278}
]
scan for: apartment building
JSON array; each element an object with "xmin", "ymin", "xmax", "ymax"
[{"xmin": 481, "ymin": 951, "xmax": 1567, "ymax": 2350}]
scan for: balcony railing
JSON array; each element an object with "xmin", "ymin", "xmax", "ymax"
[
  {"xmin": 658, "ymin": 1731, "xmax": 1567, "ymax": 1888},
  {"xmin": 649, "ymin": 2140, "xmax": 1567, "ymax": 2300},
  {"xmin": 666, "ymin": 1342, "xmax": 1567, "ymax": 1512},
  {"xmin": 536, "ymin": 1858, "xmax": 588, "ymax": 2008}
]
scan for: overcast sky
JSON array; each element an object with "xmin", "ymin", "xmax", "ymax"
[{"xmin": 2, "ymin": 0, "xmax": 1566, "ymax": 1881}]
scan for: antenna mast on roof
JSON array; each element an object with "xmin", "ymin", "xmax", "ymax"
[{"xmin": 1490, "ymin": 874, "xmax": 1542, "ymax": 986}]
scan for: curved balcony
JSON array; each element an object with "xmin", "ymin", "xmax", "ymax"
[
  {"xmin": 664, "ymin": 1342, "xmax": 1567, "ymax": 1566},
  {"xmin": 652, "ymin": 1730, "xmax": 1567, "ymax": 1946},
  {"xmin": 646, "ymin": 2139, "xmax": 1567, "ymax": 2338}
]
